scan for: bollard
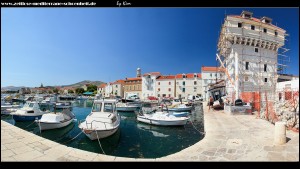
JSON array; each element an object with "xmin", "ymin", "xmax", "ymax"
[{"xmin": 274, "ymin": 121, "xmax": 286, "ymax": 145}]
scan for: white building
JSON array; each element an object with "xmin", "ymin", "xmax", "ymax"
[
  {"xmin": 97, "ymin": 83, "xmax": 107, "ymax": 97},
  {"xmin": 156, "ymin": 75, "xmax": 176, "ymax": 98},
  {"xmin": 141, "ymin": 72, "xmax": 161, "ymax": 100},
  {"xmin": 175, "ymin": 73, "xmax": 202, "ymax": 99},
  {"xmin": 217, "ymin": 11, "xmax": 286, "ymax": 108},
  {"xmin": 201, "ymin": 67, "xmax": 225, "ymax": 101},
  {"xmin": 105, "ymin": 83, "xmax": 113, "ymax": 98},
  {"xmin": 111, "ymin": 80, "xmax": 125, "ymax": 98}
]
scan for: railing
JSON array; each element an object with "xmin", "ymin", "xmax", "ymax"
[{"xmin": 78, "ymin": 119, "xmax": 111, "ymax": 131}]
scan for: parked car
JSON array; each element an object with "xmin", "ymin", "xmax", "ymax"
[{"xmin": 188, "ymin": 95, "xmax": 203, "ymax": 101}]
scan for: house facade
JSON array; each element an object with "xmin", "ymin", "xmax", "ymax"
[{"xmin": 141, "ymin": 72, "xmax": 161, "ymax": 100}]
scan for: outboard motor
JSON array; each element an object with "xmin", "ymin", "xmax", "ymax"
[{"xmin": 235, "ymin": 99, "xmax": 243, "ymax": 106}]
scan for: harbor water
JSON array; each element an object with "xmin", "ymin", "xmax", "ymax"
[{"xmin": 1, "ymin": 100, "xmax": 204, "ymax": 158}]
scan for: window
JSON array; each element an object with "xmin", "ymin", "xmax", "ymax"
[
  {"xmin": 182, "ymin": 88, "xmax": 185, "ymax": 92},
  {"xmin": 246, "ymin": 62, "xmax": 249, "ymax": 70},
  {"xmin": 158, "ymin": 88, "xmax": 160, "ymax": 91},
  {"xmin": 182, "ymin": 81, "xmax": 185, "ymax": 85},
  {"xmin": 169, "ymin": 82, "xmax": 171, "ymax": 85},
  {"xmin": 116, "ymin": 85, "xmax": 117, "ymax": 87},
  {"xmin": 265, "ymin": 78, "xmax": 267, "ymax": 82},
  {"xmin": 179, "ymin": 94, "xmax": 182, "ymax": 98},
  {"xmin": 263, "ymin": 28, "xmax": 267, "ymax": 33},
  {"xmin": 162, "ymin": 94, "xmax": 166, "ymax": 97},
  {"xmin": 210, "ymin": 73, "xmax": 212, "ymax": 77},
  {"xmin": 158, "ymin": 82, "xmax": 160, "ymax": 85},
  {"xmin": 151, "ymin": 79, "xmax": 153, "ymax": 83},
  {"xmin": 183, "ymin": 75, "xmax": 186, "ymax": 78},
  {"xmin": 104, "ymin": 103, "xmax": 113, "ymax": 113},
  {"xmin": 194, "ymin": 87, "xmax": 197, "ymax": 92},
  {"xmin": 158, "ymin": 94, "xmax": 160, "ymax": 97},
  {"xmin": 168, "ymin": 94, "xmax": 171, "ymax": 97},
  {"xmin": 245, "ymin": 76, "xmax": 249, "ymax": 82},
  {"xmin": 194, "ymin": 81, "xmax": 197, "ymax": 85},
  {"xmin": 238, "ymin": 23, "xmax": 242, "ymax": 28},
  {"xmin": 251, "ymin": 25, "xmax": 255, "ymax": 30},
  {"xmin": 275, "ymin": 31, "xmax": 278, "ymax": 36},
  {"xmin": 92, "ymin": 103, "xmax": 102, "ymax": 112},
  {"xmin": 168, "ymin": 88, "xmax": 171, "ymax": 92},
  {"xmin": 194, "ymin": 74, "xmax": 197, "ymax": 78},
  {"xmin": 264, "ymin": 64, "xmax": 267, "ymax": 72},
  {"xmin": 255, "ymin": 48, "xmax": 258, "ymax": 53},
  {"xmin": 215, "ymin": 73, "xmax": 217, "ymax": 77}
]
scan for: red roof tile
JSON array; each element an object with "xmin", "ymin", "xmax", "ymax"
[
  {"xmin": 201, "ymin": 66, "xmax": 225, "ymax": 72},
  {"xmin": 228, "ymin": 15, "xmax": 285, "ymax": 31},
  {"xmin": 125, "ymin": 77, "xmax": 142, "ymax": 81},
  {"xmin": 143, "ymin": 72, "xmax": 161, "ymax": 76},
  {"xmin": 156, "ymin": 75, "xmax": 175, "ymax": 80},
  {"xmin": 98, "ymin": 83, "xmax": 107, "ymax": 88},
  {"xmin": 112, "ymin": 80, "xmax": 125, "ymax": 85},
  {"xmin": 175, "ymin": 73, "xmax": 201, "ymax": 79}
]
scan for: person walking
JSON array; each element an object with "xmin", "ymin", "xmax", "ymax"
[{"xmin": 209, "ymin": 96, "xmax": 214, "ymax": 111}]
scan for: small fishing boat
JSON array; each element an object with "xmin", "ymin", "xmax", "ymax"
[
  {"xmin": 116, "ymin": 102, "xmax": 139, "ymax": 112},
  {"xmin": 137, "ymin": 111, "xmax": 189, "ymax": 126},
  {"xmin": 78, "ymin": 99, "xmax": 120, "ymax": 140},
  {"xmin": 35, "ymin": 108, "xmax": 75, "ymax": 131},
  {"xmin": 162, "ymin": 103, "xmax": 192, "ymax": 112},
  {"xmin": 11, "ymin": 101, "xmax": 48, "ymax": 121}
]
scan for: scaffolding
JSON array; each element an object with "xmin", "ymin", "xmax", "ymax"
[{"xmin": 216, "ymin": 13, "xmax": 289, "ymax": 122}]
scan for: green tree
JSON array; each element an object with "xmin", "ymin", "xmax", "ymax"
[
  {"xmin": 53, "ymin": 88, "xmax": 59, "ymax": 94},
  {"xmin": 87, "ymin": 84, "xmax": 97, "ymax": 92},
  {"xmin": 68, "ymin": 89, "xmax": 74, "ymax": 94},
  {"xmin": 75, "ymin": 88, "xmax": 85, "ymax": 95}
]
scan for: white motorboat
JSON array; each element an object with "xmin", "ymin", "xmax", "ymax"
[
  {"xmin": 137, "ymin": 111, "xmax": 189, "ymax": 126},
  {"xmin": 78, "ymin": 99, "xmax": 120, "ymax": 140},
  {"xmin": 116, "ymin": 102, "xmax": 139, "ymax": 112},
  {"xmin": 162, "ymin": 103, "xmax": 192, "ymax": 112},
  {"xmin": 35, "ymin": 108, "xmax": 75, "ymax": 130},
  {"xmin": 55, "ymin": 102, "xmax": 72, "ymax": 110},
  {"xmin": 11, "ymin": 101, "xmax": 48, "ymax": 121}
]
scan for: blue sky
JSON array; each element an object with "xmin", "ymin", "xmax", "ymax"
[{"xmin": 1, "ymin": 8, "xmax": 299, "ymax": 87}]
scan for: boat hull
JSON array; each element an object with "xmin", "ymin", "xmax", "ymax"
[
  {"xmin": 170, "ymin": 112, "xmax": 189, "ymax": 117},
  {"xmin": 37, "ymin": 118, "xmax": 74, "ymax": 130},
  {"xmin": 137, "ymin": 116, "xmax": 188, "ymax": 126},
  {"xmin": 13, "ymin": 115, "xmax": 42, "ymax": 121},
  {"xmin": 163, "ymin": 107, "xmax": 192, "ymax": 112},
  {"xmin": 116, "ymin": 107, "xmax": 137, "ymax": 112},
  {"xmin": 81, "ymin": 127, "xmax": 119, "ymax": 140}
]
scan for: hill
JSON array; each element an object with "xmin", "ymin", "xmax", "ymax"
[{"xmin": 62, "ymin": 80, "xmax": 105, "ymax": 88}]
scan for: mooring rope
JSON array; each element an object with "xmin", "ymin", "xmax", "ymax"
[
  {"xmin": 62, "ymin": 131, "xmax": 83, "ymax": 144},
  {"xmin": 25, "ymin": 120, "xmax": 37, "ymax": 128},
  {"xmin": 95, "ymin": 129, "xmax": 106, "ymax": 155},
  {"xmin": 189, "ymin": 118, "xmax": 205, "ymax": 135}
]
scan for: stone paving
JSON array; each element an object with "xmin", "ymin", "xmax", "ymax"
[{"xmin": 1, "ymin": 103, "xmax": 299, "ymax": 161}]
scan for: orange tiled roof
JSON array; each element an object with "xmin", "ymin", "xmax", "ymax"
[
  {"xmin": 228, "ymin": 15, "xmax": 285, "ymax": 31},
  {"xmin": 143, "ymin": 72, "xmax": 161, "ymax": 76},
  {"xmin": 175, "ymin": 73, "xmax": 201, "ymax": 79},
  {"xmin": 112, "ymin": 80, "xmax": 125, "ymax": 85},
  {"xmin": 156, "ymin": 75, "xmax": 175, "ymax": 80},
  {"xmin": 201, "ymin": 66, "xmax": 225, "ymax": 72},
  {"xmin": 125, "ymin": 77, "xmax": 142, "ymax": 81},
  {"xmin": 98, "ymin": 83, "xmax": 107, "ymax": 88}
]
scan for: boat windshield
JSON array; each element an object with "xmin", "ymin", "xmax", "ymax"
[
  {"xmin": 29, "ymin": 103, "xmax": 34, "ymax": 108},
  {"xmin": 104, "ymin": 103, "xmax": 114, "ymax": 113},
  {"xmin": 92, "ymin": 103, "xmax": 102, "ymax": 112}
]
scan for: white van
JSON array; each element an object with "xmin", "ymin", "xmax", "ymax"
[{"xmin": 188, "ymin": 95, "xmax": 203, "ymax": 101}]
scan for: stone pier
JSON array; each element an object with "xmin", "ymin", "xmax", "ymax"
[{"xmin": 1, "ymin": 102, "xmax": 299, "ymax": 161}]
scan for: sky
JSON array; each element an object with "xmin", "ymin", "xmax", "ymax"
[{"xmin": 1, "ymin": 8, "xmax": 299, "ymax": 87}]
